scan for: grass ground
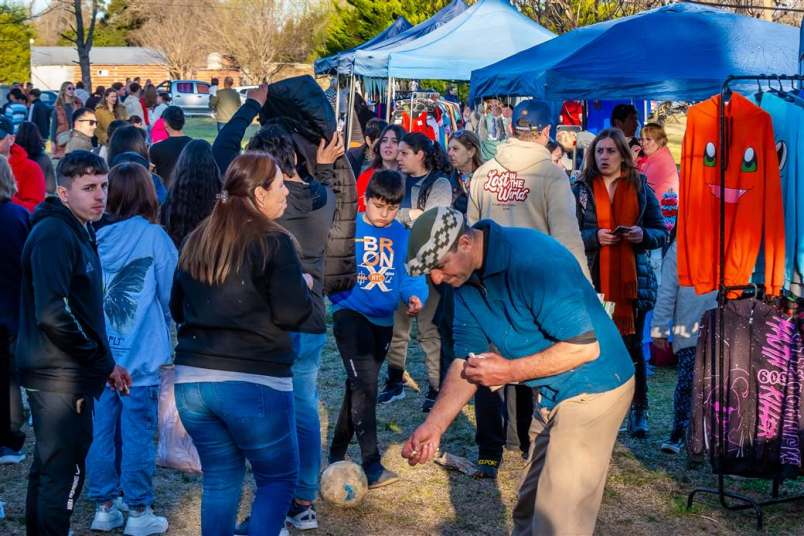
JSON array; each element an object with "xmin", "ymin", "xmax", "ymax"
[{"xmin": 1, "ymin": 332, "xmax": 802, "ymax": 535}]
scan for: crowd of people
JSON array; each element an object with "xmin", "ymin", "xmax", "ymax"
[{"xmin": 0, "ymin": 74, "xmax": 706, "ymax": 536}]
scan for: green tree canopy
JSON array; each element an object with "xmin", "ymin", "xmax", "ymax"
[
  {"xmin": 320, "ymin": 0, "xmax": 454, "ymax": 57},
  {"xmin": 0, "ymin": 3, "xmax": 34, "ymax": 84}
]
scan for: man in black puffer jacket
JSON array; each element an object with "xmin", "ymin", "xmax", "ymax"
[{"xmin": 16, "ymin": 151, "xmax": 131, "ymax": 535}]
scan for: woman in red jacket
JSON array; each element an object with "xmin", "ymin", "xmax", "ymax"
[{"xmin": 356, "ymin": 124, "xmax": 405, "ymax": 212}]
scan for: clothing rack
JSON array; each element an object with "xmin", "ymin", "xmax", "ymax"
[{"xmin": 686, "ymin": 73, "xmax": 804, "ymax": 529}]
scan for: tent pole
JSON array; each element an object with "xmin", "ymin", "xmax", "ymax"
[
  {"xmin": 334, "ymin": 75, "xmax": 341, "ymax": 123},
  {"xmin": 386, "ymin": 76, "xmax": 393, "ymax": 122},
  {"xmin": 346, "ymin": 74, "xmax": 357, "ymax": 149}
]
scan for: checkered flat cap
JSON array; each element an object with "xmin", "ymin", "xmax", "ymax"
[{"xmin": 406, "ymin": 207, "xmax": 465, "ymax": 276}]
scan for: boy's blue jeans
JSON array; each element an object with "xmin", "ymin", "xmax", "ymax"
[
  {"xmin": 86, "ymin": 385, "xmax": 159, "ymax": 507},
  {"xmin": 175, "ymin": 381, "xmax": 298, "ymax": 536},
  {"xmin": 289, "ymin": 332, "xmax": 326, "ymax": 502}
]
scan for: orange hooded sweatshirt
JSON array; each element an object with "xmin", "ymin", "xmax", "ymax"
[{"xmin": 677, "ymin": 93, "xmax": 784, "ymax": 296}]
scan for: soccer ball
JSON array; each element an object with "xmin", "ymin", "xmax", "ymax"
[{"xmin": 320, "ymin": 461, "xmax": 368, "ymax": 507}]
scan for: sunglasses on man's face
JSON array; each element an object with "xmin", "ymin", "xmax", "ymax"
[{"xmin": 78, "ymin": 119, "xmax": 97, "ymax": 126}]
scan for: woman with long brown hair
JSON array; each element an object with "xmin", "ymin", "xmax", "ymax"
[
  {"xmin": 572, "ymin": 128, "xmax": 667, "ymax": 439},
  {"xmin": 50, "ymin": 81, "xmax": 84, "ymax": 157},
  {"xmin": 170, "ymin": 152, "xmax": 313, "ymax": 536},
  {"xmin": 88, "ymin": 162, "xmax": 175, "ymax": 535},
  {"xmin": 96, "ymin": 88, "xmax": 128, "ymax": 146}
]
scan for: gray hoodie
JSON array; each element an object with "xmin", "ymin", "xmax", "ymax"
[
  {"xmin": 650, "ymin": 242, "xmax": 717, "ymax": 352},
  {"xmin": 468, "ymin": 137, "xmax": 591, "ymax": 281}
]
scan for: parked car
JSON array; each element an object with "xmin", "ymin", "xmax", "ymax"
[
  {"xmin": 156, "ymin": 80, "xmax": 212, "ymax": 117},
  {"xmin": 39, "ymin": 90, "xmax": 58, "ymax": 107},
  {"xmin": 234, "ymin": 86, "xmax": 258, "ymax": 105}
]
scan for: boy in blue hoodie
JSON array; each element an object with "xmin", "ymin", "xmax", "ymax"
[{"xmin": 329, "ymin": 170, "xmax": 428, "ymax": 488}]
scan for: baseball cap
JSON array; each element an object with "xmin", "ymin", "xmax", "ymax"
[
  {"xmin": 512, "ymin": 99, "xmax": 552, "ymax": 132},
  {"xmin": 406, "ymin": 207, "xmax": 466, "ymax": 277},
  {"xmin": 0, "ymin": 116, "xmax": 13, "ymax": 138}
]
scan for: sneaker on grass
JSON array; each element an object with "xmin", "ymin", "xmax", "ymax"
[
  {"xmin": 0, "ymin": 447, "xmax": 25, "ymax": 465},
  {"xmin": 124, "ymin": 506, "xmax": 168, "ymax": 536},
  {"xmin": 91, "ymin": 502, "xmax": 125, "ymax": 532},
  {"xmin": 286, "ymin": 501, "xmax": 318, "ymax": 530},
  {"xmin": 377, "ymin": 381, "xmax": 405, "ymax": 405}
]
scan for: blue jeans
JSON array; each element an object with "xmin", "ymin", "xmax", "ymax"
[
  {"xmin": 290, "ymin": 332, "xmax": 326, "ymax": 502},
  {"xmin": 176, "ymin": 381, "xmax": 298, "ymax": 536},
  {"xmin": 86, "ymin": 385, "xmax": 159, "ymax": 507}
]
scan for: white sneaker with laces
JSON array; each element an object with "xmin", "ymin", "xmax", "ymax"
[
  {"xmin": 91, "ymin": 503, "xmax": 125, "ymax": 532},
  {"xmin": 124, "ymin": 506, "xmax": 168, "ymax": 536},
  {"xmin": 286, "ymin": 503, "xmax": 318, "ymax": 530}
]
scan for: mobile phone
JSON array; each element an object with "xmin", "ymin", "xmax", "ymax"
[
  {"xmin": 613, "ymin": 226, "xmax": 630, "ymax": 235},
  {"xmin": 337, "ymin": 118, "xmax": 345, "ymax": 133}
]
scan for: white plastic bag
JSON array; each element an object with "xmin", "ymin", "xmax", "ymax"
[{"xmin": 156, "ymin": 366, "xmax": 202, "ymax": 474}]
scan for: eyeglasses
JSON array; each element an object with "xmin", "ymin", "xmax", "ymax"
[
  {"xmin": 66, "ymin": 87, "xmax": 75, "ymax": 91},
  {"xmin": 78, "ymin": 119, "xmax": 97, "ymax": 126}
]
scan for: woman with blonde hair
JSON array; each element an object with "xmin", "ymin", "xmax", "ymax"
[
  {"xmin": 171, "ymin": 152, "xmax": 313, "ymax": 536},
  {"xmin": 50, "ymin": 81, "xmax": 84, "ymax": 157},
  {"xmin": 572, "ymin": 128, "xmax": 668, "ymax": 438},
  {"xmin": 637, "ymin": 122, "xmax": 679, "ymax": 205}
]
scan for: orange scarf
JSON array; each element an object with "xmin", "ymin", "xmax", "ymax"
[{"xmin": 592, "ymin": 176, "xmax": 639, "ymax": 336}]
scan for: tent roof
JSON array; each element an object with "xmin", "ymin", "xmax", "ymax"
[
  {"xmin": 471, "ymin": 3, "xmax": 799, "ymax": 102},
  {"xmin": 342, "ymin": 0, "xmax": 468, "ymax": 76},
  {"xmin": 314, "ymin": 16, "xmax": 412, "ymax": 75},
  {"xmin": 382, "ymin": 0, "xmax": 555, "ymax": 80},
  {"xmin": 31, "ymin": 47, "xmax": 166, "ymax": 66}
]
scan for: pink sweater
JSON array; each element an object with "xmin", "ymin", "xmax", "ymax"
[{"xmin": 638, "ymin": 146, "xmax": 679, "ymax": 200}]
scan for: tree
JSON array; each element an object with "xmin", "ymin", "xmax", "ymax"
[
  {"xmin": 205, "ymin": 0, "xmax": 329, "ymax": 83},
  {"xmin": 320, "ymin": 0, "xmax": 453, "ymax": 57},
  {"xmin": 129, "ymin": 0, "xmax": 214, "ymax": 79},
  {"xmin": 0, "ymin": 3, "xmax": 35, "ymax": 84},
  {"xmin": 513, "ymin": 0, "xmax": 665, "ymax": 34},
  {"xmin": 58, "ymin": 0, "xmax": 100, "ymax": 89}
]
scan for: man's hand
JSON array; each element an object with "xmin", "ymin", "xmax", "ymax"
[
  {"xmin": 109, "ymin": 365, "xmax": 132, "ymax": 395},
  {"xmin": 317, "ymin": 132, "xmax": 344, "ymax": 165},
  {"xmin": 625, "ymin": 226, "xmax": 644, "ymax": 244},
  {"xmin": 401, "ymin": 420, "xmax": 442, "ymax": 466},
  {"xmin": 462, "ymin": 352, "xmax": 515, "ymax": 387},
  {"xmin": 652, "ymin": 337, "xmax": 670, "ymax": 353},
  {"xmin": 246, "ymin": 84, "xmax": 269, "ymax": 107},
  {"xmin": 597, "ymin": 229, "xmax": 621, "ymax": 246},
  {"xmin": 407, "ymin": 296, "xmax": 423, "ymax": 316}
]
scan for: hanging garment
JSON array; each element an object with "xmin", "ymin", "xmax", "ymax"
[
  {"xmin": 688, "ymin": 299, "xmax": 803, "ymax": 479},
  {"xmin": 677, "ymin": 93, "xmax": 786, "ymax": 296},
  {"xmin": 761, "ymin": 93, "xmax": 804, "ymax": 297}
]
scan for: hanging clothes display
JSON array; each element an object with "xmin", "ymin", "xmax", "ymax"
[
  {"xmin": 393, "ymin": 94, "xmax": 462, "ymax": 144},
  {"xmin": 677, "ymin": 93, "xmax": 786, "ymax": 296},
  {"xmin": 688, "ymin": 298, "xmax": 803, "ymax": 479},
  {"xmin": 760, "ymin": 91, "xmax": 804, "ymax": 297}
]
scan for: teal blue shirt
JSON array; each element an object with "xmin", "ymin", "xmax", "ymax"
[{"xmin": 453, "ymin": 221, "xmax": 634, "ymax": 407}]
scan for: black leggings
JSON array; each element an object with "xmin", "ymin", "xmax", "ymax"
[
  {"xmin": 330, "ymin": 309, "xmax": 394, "ymax": 468},
  {"xmin": 625, "ymin": 309, "xmax": 649, "ymax": 409}
]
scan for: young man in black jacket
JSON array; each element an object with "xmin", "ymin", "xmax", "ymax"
[{"xmin": 16, "ymin": 150, "xmax": 131, "ymax": 535}]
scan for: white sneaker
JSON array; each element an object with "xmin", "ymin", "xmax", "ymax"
[
  {"xmin": 0, "ymin": 448, "xmax": 25, "ymax": 464},
  {"xmin": 124, "ymin": 506, "xmax": 168, "ymax": 536},
  {"xmin": 91, "ymin": 503, "xmax": 125, "ymax": 532}
]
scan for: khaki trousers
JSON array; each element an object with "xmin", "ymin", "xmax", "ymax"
[
  {"xmin": 386, "ymin": 279, "xmax": 441, "ymax": 389},
  {"xmin": 512, "ymin": 377, "xmax": 634, "ymax": 536}
]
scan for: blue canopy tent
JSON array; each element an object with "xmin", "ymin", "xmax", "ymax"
[
  {"xmin": 351, "ymin": 0, "xmax": 554, "ymax": 80},
  {"xmin": 337, "ymin": 0, "xmax": 468, "ymax": 76},
  {"xmin": 470, "ymin": 3, "xmax": 799, "ymax": 103},
  {"xmin": 314, "ymin": 16, "xmax": 412, "ymax": 76}
]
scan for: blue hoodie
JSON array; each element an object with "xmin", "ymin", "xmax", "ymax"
[
  {"xmin": 330, "ymin": 217, "xmax": 428, "ymax": 326},
  {"xmin": 97, "ymin": 215, "xmax": 177, "ymax": 386}
]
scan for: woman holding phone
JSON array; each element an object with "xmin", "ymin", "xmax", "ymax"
[{"xmin": 572, "ymin": 128, "xmax": 667, "ymax": 439}]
